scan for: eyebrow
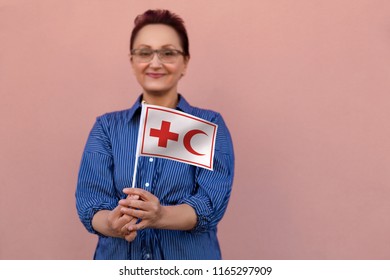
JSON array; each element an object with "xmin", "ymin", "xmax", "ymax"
[{"xmin": 136, "ymin": 44, "xmax": 178, "ymax": 49}]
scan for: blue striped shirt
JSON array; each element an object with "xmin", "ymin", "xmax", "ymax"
[{"xmin": 75, "ymin": 95, "xmax": 234, "ymax": 260}]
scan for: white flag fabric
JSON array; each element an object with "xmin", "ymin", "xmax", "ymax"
[{"xmin": 135, "ymin": 103, "xmax": 218, "ymax": 170}]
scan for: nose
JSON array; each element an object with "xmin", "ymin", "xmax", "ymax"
[{"xmin": 149, "ymin": 52, "xmax": 163, "ymax": 68}]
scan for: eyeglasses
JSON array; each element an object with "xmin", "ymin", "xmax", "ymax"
[{"xmin": 131, "ymin": 48, "xmax": 185, "ymax": 63}]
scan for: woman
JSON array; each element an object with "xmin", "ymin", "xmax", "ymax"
[{"xmin": 76, "ymin": 9, "xmax": 234, "ymax": 260}]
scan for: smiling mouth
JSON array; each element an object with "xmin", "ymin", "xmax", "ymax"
[{"xmin": 146, "ymin": 73, "xmax": 166, "ymax": 79}]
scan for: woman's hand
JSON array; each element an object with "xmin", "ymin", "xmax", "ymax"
[
  {"xmin": 92, "ymin": 195, "xmax": 140, "ymax": 242},
  {"xmin": 107, "ymin": 205, "xmax": 138, "ymax": 241},
  {"xmin": 119, "ymin": 188, "xmax": 197, "ymax": 232},
  {"xmin": 119, "ymin": 188, "xmax": 164, "ymax": 231}
]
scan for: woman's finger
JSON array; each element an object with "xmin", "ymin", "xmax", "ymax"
[
  {"xmin": 128, "ymin": 220, "xmax": 148, "ymax": 232},
  {"xmin": 121, "ymin": 206, "xmax": 148, "ymax": 220},
  {"xmin": 119, "ymin": 198, "xmax": 145, "ymax": 209},
  {"xmin": 128, "ymin": 194, "xmax": 140, "ymax": 200},
  {"xmin": 124, "ymin": 231, "xmax": 137, "ymax": 242},
  {"xmin": 123, "ymin": 188, "xmax": 155, "ymax": 201},
  {"xmin": 107, "ymin": 205, "xmax": 127, "ymax": 230},
  {"xmin": 120, "ymin": 217, "xmax": 137, "ymax": 236}
]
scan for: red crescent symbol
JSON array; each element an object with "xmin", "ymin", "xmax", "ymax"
[{"xmin": 183, "ymin": 129, "xmax": 208, "ymax": 156}]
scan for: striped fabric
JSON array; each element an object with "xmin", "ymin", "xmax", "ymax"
[{"xmin": 75, "ymin": 95, "xmax": 235, "ymax": 260}]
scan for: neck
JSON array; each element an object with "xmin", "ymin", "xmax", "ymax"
[{"xmin": 142, "ymin": 91, "xmax": 179, "ymax": 109}]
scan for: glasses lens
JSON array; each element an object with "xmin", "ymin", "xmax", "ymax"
[
  {"xmin": 134, "ymin": 49, "xmax": 153, "ymax": 62},
  {"xmin": 158, "ymin": 49, "xmax": 177, "ymax": 63}
]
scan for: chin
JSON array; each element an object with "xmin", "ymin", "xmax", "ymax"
[{"xmin": 144, "ymin": 89, "xmax": 171, "ymax": 96}]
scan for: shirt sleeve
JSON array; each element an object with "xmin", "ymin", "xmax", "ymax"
[
  {"xmin": 75, "ymin": 116, "xmax": 118, "ymax": 235},
  {"xmin": 178, "ymin": 113, "xmax": 235, "ymax": 233}
]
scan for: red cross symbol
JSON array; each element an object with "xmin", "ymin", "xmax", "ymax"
[{"xmin": 150, "ymin": 121, "xmax": 179, "ymax": 148}]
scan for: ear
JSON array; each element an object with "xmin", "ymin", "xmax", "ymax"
[
  {"xmin": 182, "ymin": 56, "xmax": 190, "ymax": 76},
  {"xmin": 129, "ymin": 54, "xmax": 136, "ymax": 73}
]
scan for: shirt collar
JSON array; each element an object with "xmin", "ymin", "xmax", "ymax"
[
  {"xmin": 126, "ymin": 95, "xmax": 143, "ymax": 121},
  {"xmin": 176, "ymin": 94, "xmax": 192, "ymax": 114},
  {"xmin": 126, "ymin": 94, "xmax": 193, "ymax": 122}
]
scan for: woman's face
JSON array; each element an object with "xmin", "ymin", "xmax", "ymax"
[{"xmin": 131, "ymin": 24, "xmax": 189, "ymax": 97}]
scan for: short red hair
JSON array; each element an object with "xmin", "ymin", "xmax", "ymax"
[{"xmin": 130, "ymin": 9, "xmax": 190, "ymax": 58}]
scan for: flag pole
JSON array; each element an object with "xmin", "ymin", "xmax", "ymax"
[
  {"xmin": 131, "ymin": 102, "xmax": 146, "ymax": 188},
  {"xmin": 131, "ymin": 154, "xmax": 139, "ymax": 188}
]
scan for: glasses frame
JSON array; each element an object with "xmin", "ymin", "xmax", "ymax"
[{"xmin": 130, "ymin": 48, "xmax": 185, "ymax": 64}]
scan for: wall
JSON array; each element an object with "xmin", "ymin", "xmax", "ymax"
[{"xmin": 1, "ymin": 0, "xmax": 390, "ymax": 259}]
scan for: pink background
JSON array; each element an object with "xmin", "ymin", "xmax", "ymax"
[{"xmin": 1, "ymin": 0, "xmax": 390, "ymax": 259}]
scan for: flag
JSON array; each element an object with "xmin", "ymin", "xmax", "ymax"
[{"xmin": 135, "ymin": 103, "xmax": 218, "ymax": 170}]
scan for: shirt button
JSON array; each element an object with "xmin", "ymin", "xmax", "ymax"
[
  {"xmin": 145, "ymin": 254, "xmax": 151, "ymax": 259},
  {"xmin": 145, "ymin": 182, "xmax": 150, "ymax": 187},
  {"xmin": 149, "ymin": 158, "xmax": 154, "ymax": 162}
]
